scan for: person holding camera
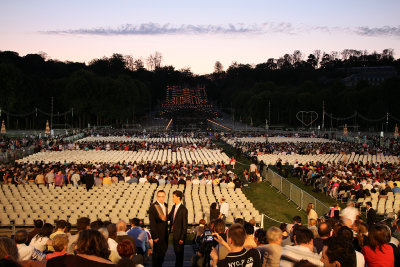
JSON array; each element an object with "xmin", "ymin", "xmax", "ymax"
[{"xmin": 210, "ymin": 223, "xmax": 261, "ymax": 267}]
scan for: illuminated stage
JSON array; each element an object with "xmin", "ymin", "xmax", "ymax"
[{"xmin": 160, "ymin": 86, "xmax": 220, "ymax": 131}]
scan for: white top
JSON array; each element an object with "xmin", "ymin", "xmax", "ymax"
[
  {"xmin": 139, "ymin": 177, "xmax": 147, "ymax": 183},
  {"xmin": 29, "ymin": 235, "xmax": 49, "ymax": 252},
  {"xmin": 308, "ymin": 209, "xmax": 318, "ymax": 221},
  {"xmin": 17, "ymin": 244, "xmax": 35, "ymax": 260},
  {"xmin": 192, "ymin": 179, "xmax": 200, "ymax": 185},
  {"xmin": 220, "ymin": 202, "xmax": 229, "ymax": 217},
  {"xmin": 108, "ymin": 238, "xmax": 118, "ymax": 253}
]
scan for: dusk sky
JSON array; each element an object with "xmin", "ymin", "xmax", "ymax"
[{"xmin": 1, "ymin": 0, "xmax": 400, "ymax": 74}]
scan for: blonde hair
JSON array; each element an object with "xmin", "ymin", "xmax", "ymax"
[{"xmin": 267, "ymin": 226, "xmax": 282, "ymax": 242}]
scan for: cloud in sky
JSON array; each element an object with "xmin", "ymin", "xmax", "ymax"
[{"xmin": 41, "ymin": 22, "xmax": 400, "ymax": 37}]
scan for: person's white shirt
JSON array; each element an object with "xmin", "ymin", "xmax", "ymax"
[
  {"xmin": 17, "ymin": 244, "xmax": 36, "ymax": 260},
  {"xmin": 192, "ymin": 178, "xmax": 200, "ymax": 185},
  {"xmin": 139, "ymin": 177, "xmax": 147, "ymax": 183},
  {"xmin": 108, "ymin": 238, "xmax": 118, "ymax": 253},
  {"xmin": 220, "ymin": 202, "xmax": 229, "ymax": 217},
  {"xmin": 29, "ymin": 235, "xmax": 49, "ymax": 252}
]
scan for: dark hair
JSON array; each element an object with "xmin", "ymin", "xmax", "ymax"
[
  {"xmin": 55, "ymin": 220, "xmax": 67, "ymax": 230},
  {"xmin": 323, "ymin": 237, "xmax": 356, "ymax": 267},
  {"xmin": 234, "ymin": 218, "xmax": 245, "ymax": 225},
  {"xmin": 107, "ymin": 223, "xmax": 117, "ymax": 240},
  {"xmin": 157, "ymin": 190, "xmax": 165, "ymax": 195},
  {"xmin": 14, "ymin": 230, "xmax": 28, "ymax": 244},
  {"xmin": 117, "ymin": 240, "xmax": 136, "ymax": 258},
  {"xmin": 254, "ymin": 229, "xmax": 267, "ymax": 244},
  {"xmin": 65, "ymin": 222, "xmax": 72, "ymax": 233},
  {"xmin": 173, "ymin": 190, "xmax": 183, "ymax": 200},
  {"xmin": 366, "ymin": 201, "xmax": 372, "ymax": 207},
  {"xmin": 293, "ymin": 226, "xmax": 314, "ymax": 245},
  {"xmin": 279, "ymin": 223, "xmax": 287, "ymax": 232},
  {"xmin": 227, "ymin": 224, "xmax": 246, "ymax": 247},
  {"xmin": 210, "ymin": 202, "xmax": 217, "ymax": 210},
  {"xmin": 34, "ymin": 219, "xmax": 43, "ymax": 229},
  {"xmin": 0, "ymin": 237, "xmax": 19, "ymax": 261},
  {"xmin": 244, "ymin": 222, "xmax": 254, "ymax": 235},
  {"xmin": 213, "ymin": 219, "xmax": 226, "ymax": 234},
  {"xmin": 76, "ymin": 229, "xmax": 110, "ymax": 259},
  {"xmin": 336, "ymin": 226, "xmax": 354, "ymax": 241},
  {"xmin": 77, "ymin": 217, "xmax": 91, "ymax": 232},
  {"xmin": 293, "ymin": 260, "xmax": 318, "ymax": 267},
  {"xmin": 368, "ymin": 224, "xmax": 390, "ymax": 252},
  {"xmin": 130, "ymin": 218, "xmax": 140, "ymax": 226},
  {"xmin": 293, "ymin": 216, "xmax": 302, "ymax": 224},
  {"xmin": 317, "ymin": 222, "xmax": 332, "ymax": 238},
  {"xmin": 90, "ymin": 220, "xmax": 104, "ymax": 230},
  {"xmin": 36, "ymin": 223, "xmax": 54, "ymax": 239}
]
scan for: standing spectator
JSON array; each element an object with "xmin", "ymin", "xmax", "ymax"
[
  {"xmin": 280, "ymin": 226, "xmax": 323, "ymax": 267},
  {"xmin": 320, "ymin": 237, "xmax": 357, "ymax": 267},
  {"xmin": 168, "ymin": 190, "xmax": 188, "ymax": 267},
  {"xmin": 361, "ymin": 224, "xmax": 394, "ymax": 267},
  {"xmin": 210, "ymin": 203, "xmax": 220, "ymax": 222},
  {"xmin": 366, "ymin": 201, "xmax": 377, "ymax": 226},
  {"xmin": 263, "ymin": 226, "xmax": 283, "ymax": 267},
  {"xmin": 210, "ymin": 223, "xmax": 261, "ymax": 267},
  {"xmin": 243, "ymin": 223, "xmax": 257, "ymax": 250},
  {"xmin": 45, "ymin": 169, "xmax": 55, "ymax": 187},
  {"xmin": 306, "ymin": 203, "xmax": 318, "ymax": 226},
  {"xmin": 341, "ymin": 201, "xmax": 359, "ymax": 226},
  {"xmin": 54, "ymin": 170, "xmax": 64, "ymax": 188},
  {"xmin": 313, "ymin": 222, "xmax": 332, "ymax": 254},
  {"xmin": 148, "ymin": 190, "xmax": 168, "ymax": 267},
  {"xmin": 218, "ymin": 198, "xmax": 229, "ymax": 222}
]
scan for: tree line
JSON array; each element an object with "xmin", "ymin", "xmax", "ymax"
[{"xmin": 0, "ymin": 49, "xmax": 399, "ymax": 130}]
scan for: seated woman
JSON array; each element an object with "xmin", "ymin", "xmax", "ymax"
[
  {"xmin": 46, "ymin": 229, "xmax": 115, "ymax": 266},
  {"xmin": 116, "ymin": 240, "xmax": 143, "ymax": 267}
]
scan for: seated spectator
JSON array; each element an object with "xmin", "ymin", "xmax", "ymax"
[
  {"xmin": 210, "ymin": 223, "xmax": 261, "ymax": 267},
  {"xmin": 67, "ymin": 217, "xmax": 90, "ymax": 254},
  {"xmin": 336, "ymin": 226, "xmax": 365, "ymax": 267},
  {"xmin": 14, "ymin": 230, "xmax": 45, "ymax": 261},
  {"xmin": 115, "ymin": 221, "xmax": 136, "ymax": 245},
  {"xmin": 320, "ymin": 237, "xmax": 357, "ymax": 267},
  {"xmin": 46, "ymin": 234, "xmax": 69, "ymax": 260},
  {"xmin": 361, "ymin": 224, "xmax": 395, "ymax": 267},
  {"xmin": 116, "ymin": 240, "xmax": 144, "ymax": 267},
  {"xmin": 127, "ymin": 218, "xmax": 147, "ymax": 256},
  {"xmin": 280, "ymin": 226, "xmax": 323, "ymax": 267},
  {"xmin": 27, "ymin": 219, "xmax": 43, "ymax": 245},
  {"xmin": 46, "ymin": 229, "xmax": 114, "ymax": 266},
  {"xmin": 29, "ymin": 223, "xmax": 53, "ymax": 252},
  {"xmin": 48, "ymin": 220, "xmax": 67, "ymax": 252},
  {"xmin": 99, "ymin": 228, "xmax": 120, "ymax": 263},
  {"xmin": 0, "ymin": 236, "xmax": 19, "ymax": 263}
]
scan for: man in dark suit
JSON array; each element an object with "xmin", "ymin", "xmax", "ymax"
[
  {"xmin": 169, "ymin": 190, "xmax": 188, "ymax": 267},
  {"xmin": 366, "ymin": 201, "xmax": 377, "ymax": 226},
  {"xmin": 149, "ymin": 190, "xmax": 168, "ymax": 267}
]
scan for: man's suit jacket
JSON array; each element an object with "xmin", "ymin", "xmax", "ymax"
[
  {"xmin": 169, "ymin": 204, "xmax": 188, "ymax": 242},
  {"xmin": 367, "ymin": 208, "xmax": 377, "ymax": 226},
  {"xmin": 149, "ymin": 202, "xmax": 168, "ymax": 253}
]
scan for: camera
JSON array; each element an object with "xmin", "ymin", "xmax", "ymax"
[{"xmin": 204, "ymin": 230, "xmax": 214, "ymax": 243}]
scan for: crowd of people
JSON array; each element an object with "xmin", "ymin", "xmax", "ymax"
[{"xmin": 0, "ymin": 159, "xmax": 244, "ymax": 190}]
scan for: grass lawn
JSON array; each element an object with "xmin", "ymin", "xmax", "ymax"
[{"xmin": 217, "ymin": 141, "xmax": 307, "ymax": 229}]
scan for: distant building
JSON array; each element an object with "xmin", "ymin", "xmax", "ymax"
[{"xmin": 338, "ymin": 66, "xmax": 398, "ymax": 86}]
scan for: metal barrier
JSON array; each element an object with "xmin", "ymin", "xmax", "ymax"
[{"xmin": 262, "ymin": 167, "xmax": 330, "ymax": 217}]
